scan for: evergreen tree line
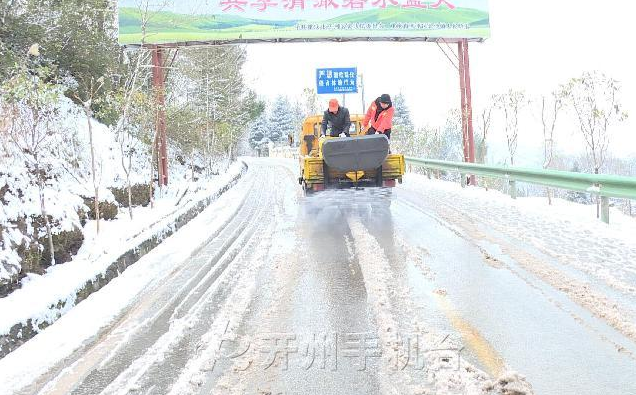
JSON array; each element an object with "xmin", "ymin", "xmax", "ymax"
[
  {"xmin": 248, "ymin": 95, "xmax": 305, "ymax": 155},
  {"xmin": 1, "ymin": 0, "xmax": 264, "ymax": 176}
]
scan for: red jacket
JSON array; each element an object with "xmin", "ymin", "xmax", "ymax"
[{"xmin": 364, "ymin": 100, "xmax": 394, "ymax": 133}]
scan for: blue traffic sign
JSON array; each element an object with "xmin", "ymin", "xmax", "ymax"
[{"xmin": 316, "ymin": 68, "xmax": 358, "ymax": 94}]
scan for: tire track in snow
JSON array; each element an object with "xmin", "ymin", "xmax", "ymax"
[
  {"xmin": 34, "ymin": 167, "xmax": 270, "ymax": 395},
  {"xmin": 96, "ymin": 171, "xmax": 278, "ymax": 395},
  {"xmin": 17, "ymin": 170, "xmax": 261, "ymax": 395},
  {"xmin": 347, "ymin": 215, "xmax": 521, "ymax": 395},
  {"xmin": 147, "ymin": 171, "xmax": 288, "ymax": 394},
  {"xmin": 166, "ymin": 216, "xmax": 276, "ymax": 395},
  {"xmin": 203, "ymin": 170, "xmax": 306, "ymax": 395}
]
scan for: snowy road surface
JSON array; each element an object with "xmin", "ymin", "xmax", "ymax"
[{"xmin": 2, "ymin": 158, "xmax": 635, "ymax": 395}]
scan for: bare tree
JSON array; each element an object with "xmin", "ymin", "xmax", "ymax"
[
  {"xmin": 564, "ymin": 71, "xmax": 627, "ymax": 174},
  {"xmin": 564, "ymin": 71, "xmax": 628, "ymax": 217},
  {"xmin": 112, "ymin": 46, "xmax": 152, "ymax": 219},
  {"xmin": 477, "ymin": 100, "xmax": 494, "ymax": 164},
  {"xmin": 474, "ymin": 100, "xmax": 494, "ymax": 190},
  {"xmin": 494, "ymin": 89, "xmax": 527, "ymax": 166},
  {"xmin": 302, "ymin": 88, "xmax": 319, "ymax": 117},
  {"xmin": 73, "ymin": 77, "xmax": 106, "ymax": 234},
  {"xmin": 535, "ymin": 89, "xmax": 565, "ymax": 204},
  {"xmin": 1, "ymin": 65, "xmax": 63, "ymax": 266}
]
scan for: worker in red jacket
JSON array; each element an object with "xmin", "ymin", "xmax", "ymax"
[{"xmin": 363, "ymin": 94, "xmax": 394, "ymax": 139}]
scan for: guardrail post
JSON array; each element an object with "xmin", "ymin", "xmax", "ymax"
[
  {"xmin": 601, "ymin": 196, "xmax": 610, "ymax": 224},
  {"xmin": 460, "ymin": 173, "xmax": 467, "ymax": 188},
  {"xmin": 509, "ymin": 180, "xmax": 517, "ymax": 199}
]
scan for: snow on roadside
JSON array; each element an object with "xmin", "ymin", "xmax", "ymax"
[
  {"xmin": 0, "ymin": 161, "xmax": 246, "ymax": 337},
  {"xmin": 0, "ymin": 164, "xmax": 253, "ymax": 394},
  {"xmin": 1, "ymin": 97, "xmax": 134, "ymax": 283},
  {"xmin": 0, "ymin": 94, "xmax": 227, "ymax": 285},
  {"xmin": 401, "ymin": 173, "xmax": 636, "ymax": 298},
  {"xmin": 402, "ymin": 173, "xmax": 636, "ymax": 241},
  {"xmin": 400, "ymin": 172, "xmax": 636, "ymax": 342}
]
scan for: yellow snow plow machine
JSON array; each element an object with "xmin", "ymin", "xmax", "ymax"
[{"xmin": 298, "ymin": 115, "xmax": 405, "ymax": 193}]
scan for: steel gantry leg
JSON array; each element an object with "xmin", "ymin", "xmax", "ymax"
[
  {"xmin": 151, "ymin": 46, "xmax": 169, "ymax": 187},
  {"xmin": 458, "ymin": 39, "xmax": 476, "ymax": 185}
]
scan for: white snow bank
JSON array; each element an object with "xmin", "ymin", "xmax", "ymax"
[
  {"xmin": 0, "ymin": 161, "xmax": 245, "ymax": 336},
  {"xmin": 0, "ymin": 163, "xmax": 252, "ymax": 394},
  {"xmin": 403, "ymin": 173, "xmax": 636, "ymax": 241},
  {"xmin": 401, "ymin": 173, "xmax": 636, "ymax": 331},
  {"xmin": 0, "ymin": 96, "xmax": 149, "ymax": 282}
]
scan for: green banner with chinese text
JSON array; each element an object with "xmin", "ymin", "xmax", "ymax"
[{"xmin": 118, "ymin": 0, "xmax": 489, "ymax": 46}]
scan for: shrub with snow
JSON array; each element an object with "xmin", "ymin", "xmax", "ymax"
[{"xmin": 0, "ymin": 88, "xmax": 150, "ymax": 285}]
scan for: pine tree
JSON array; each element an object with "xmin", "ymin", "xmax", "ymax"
[
  {"xmin": 249, "ymin": 112, "xmax": 270, "ymax": 149},
  {"xmin": 171, "ymin": 46, "xmax": 260, "ymax": 166},
  {"xmin": 392, "ymin": 93, "xmax": 414, "ymax": 130},
  {"xmin": 438, "ymin": 109, "xmax": 463, "ymax": 161},
  {"xmin": 267, "ymin": 96, "xmax": 295, "ymax": 144},
  {"xmin": 391, "ymin": 93, "xmax": 415, "ymax": 155},
  {"xmin": 301, "ymin": 88, "xmax": 319, "ymax": 117},
  {"xmin": 291, "ymin": 100, "xmax": 304, "ymax": 145}
]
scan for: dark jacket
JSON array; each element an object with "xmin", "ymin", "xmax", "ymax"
[{"xmin": 321, "ymin": 107, "xmax": 351, "ymax": 137}]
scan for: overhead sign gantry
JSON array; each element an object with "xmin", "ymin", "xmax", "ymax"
[{"xmin": 118, "ymin": 0, "xmax": 490, "ymax": 185}]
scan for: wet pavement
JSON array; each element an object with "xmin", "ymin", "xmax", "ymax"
[{"xmin": 14, "ymin": 159, "xmax": 636, "ymax": 395}]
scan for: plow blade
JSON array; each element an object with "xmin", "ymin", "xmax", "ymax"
[{"xmin": 321, "ymin": 134, "xmax": 389, "ymax": 172}]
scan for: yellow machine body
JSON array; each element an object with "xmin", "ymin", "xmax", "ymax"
[{"xmin": 298, "ymin": 114, "xmax": 405, "ymax": 192}]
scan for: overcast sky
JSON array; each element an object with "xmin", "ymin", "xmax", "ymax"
[{"xmin": 242, "ymin": 0, "xmax": 636, "ymax": 165}]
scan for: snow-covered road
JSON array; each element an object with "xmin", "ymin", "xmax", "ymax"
[{"xmin": 2, "ymin": 158, "xmax": 635, "ymax": 395}]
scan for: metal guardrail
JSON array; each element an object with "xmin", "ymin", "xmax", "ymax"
[{"xmin": 405, "ymin": 157, "xmax": 636, "ymax": 224}]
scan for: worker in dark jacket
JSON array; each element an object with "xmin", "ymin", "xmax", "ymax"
[
  {"xmin": 363, "ymin": 94, "xmax": 394, "ymax": 139},
  {"xmin": 321, "ymin": 99, "xmax": 351, "ymax": 137}
]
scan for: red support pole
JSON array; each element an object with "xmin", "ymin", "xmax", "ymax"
[
  {"xmin": 458, "ymin": 39, "xmax": 476, "ymax": 185},
  {"xmin": 151, "ymin": 46, "xmax": 169, "ymax": 186}
]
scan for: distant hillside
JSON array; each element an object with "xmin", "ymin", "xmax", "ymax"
[
  {"xmin": 119, "ymin": 7, "xmax": 297, "ymax": 35},
  {"xmin": 118, "ymin": 6, "xmax": 490, "ymax": 43},
  {"xmin": 325, "ymin": 6, "xmax": 489, "ymax": 24}
]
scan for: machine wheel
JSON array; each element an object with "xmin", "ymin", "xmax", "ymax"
[
  {"xmin": 323, "ymin": 162, "xmax": 330, "ymax": 189},
  {"xmin": 375, "ymin": 166, "xmax": 383, "ymax": 187},
  {"xmin": 302, "ymin": 182, "xmax": 313, "ymax": 196}
]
